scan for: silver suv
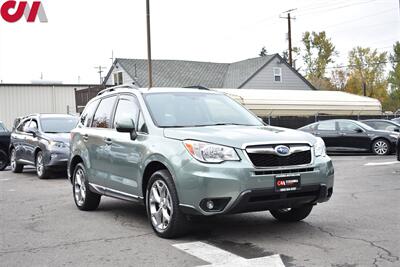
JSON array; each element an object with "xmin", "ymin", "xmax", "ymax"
[{"xmin": 68, "ymin": 85, "xmax": 334, "ymax": 238}]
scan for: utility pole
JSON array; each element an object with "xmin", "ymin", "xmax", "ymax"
[
  {"xmin": 94, "ymin": 66, "xmax": 107, "ymax": 84},
  {"xmin": 280, "ymin": 9, "xmax": 297, "ymax": 67},
  {"xmin": 110, "ymin": 50, "xmax": 114, "ymax": 66},
  {"xmin": 146, "ymin": 0, "xmax": 153, "ymax": 88}
]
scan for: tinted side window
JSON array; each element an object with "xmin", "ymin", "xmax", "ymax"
[
  {"xmin": 92, "ymin": 96, "xmax": 117, "ymax": 128},
  {"xmin": 317, "ymin": 121, "xmax": 336, "ymax": 131},
  {"xmin": 339, "ymin": 121, "xmax": 362, "ymax": 132},
  {"xmin": 113, "ymin": 96, "xmax": 140, "ymax": 129},
  {"xmin": 26, "ymin": 120, "xmax": 38, "ymax": 130},
  {"xmin": 80, "ymin": 99, "xmax": 100, "ymax": 127},
  {"xmin": 373, "ymin": 122, "xmax": 395, "ymax": 131},
  {"xmin": 18, "ymin": 119, "xmax": 32, "ymax": 132}
]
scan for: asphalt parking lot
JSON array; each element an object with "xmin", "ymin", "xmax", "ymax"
[{"xmin": 0, "ymin": 155, "xmax": 399, "ymax": 267}]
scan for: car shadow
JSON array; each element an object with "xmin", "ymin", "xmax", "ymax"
[{"xmin": 21, "ymin": 168, "xmax": 68, "ymax": 180}]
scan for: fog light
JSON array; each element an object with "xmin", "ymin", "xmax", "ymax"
[{"xmin": 206, "ymin": 200, "xmax": 214, "ymax": 210}]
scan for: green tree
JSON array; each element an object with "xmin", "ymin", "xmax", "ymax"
[
  {"xmin": 388, "ymin": 42, "xmax": 400, "ymax": 91},
  {"xmin": 345, "ymin": 47, "xmax": 387, "ymax": 103},
  {"xmin": 259, "ymin": 47, "xmax": 267, "ymax": 57},
  {"xmin": 384, "ymin": 42, "xmax": 400, "ymax": 111},
  {"xmin": 330, "ymin": 68, "xmax": 348, "ymax": 91},
  {"xmin": 302, "ymin": 31, "xmax": 337, "ymax": 80}
]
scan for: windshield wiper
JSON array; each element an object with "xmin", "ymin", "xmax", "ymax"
[{"xmin": 210, "ymin": 123, "xmax": 252, "ymax": 126}]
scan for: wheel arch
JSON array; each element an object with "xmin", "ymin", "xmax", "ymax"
[
  {"xmin": 142, "ymin": 161, "xmax": 175, "ymax": 199},
  {"xmin": 371, "ymin": 137, "xmax": 392, "ymax": 153},
  {"xmin": 69, "ymin": 155, "xmax": 84, "ymax": 182}
]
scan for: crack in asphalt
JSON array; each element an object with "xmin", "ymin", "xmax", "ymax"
[
  {"xmin": 275, "ymin": 236, "xmax": 331, "ymax": 253},
  {"xmin": 0, "ymin": 232, "xmax": 153, "ymax": 255},
  {"xmin": 303, "ymin": 222, "xmax": 399, "ymax": 266}
]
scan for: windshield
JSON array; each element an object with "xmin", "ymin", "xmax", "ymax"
[
  {"xmin": 40, "ymin": 117, "xmax": 78, "ymax": 133},
  {"xmin": 144, "ymin": 92, "xmax": 263, "ymax": 128}
]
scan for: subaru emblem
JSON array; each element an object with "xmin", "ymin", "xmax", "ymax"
[{"xmin": 275, "ymin": 145, "xmax": 290, "ymax": 156}]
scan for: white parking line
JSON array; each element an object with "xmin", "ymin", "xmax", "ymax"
[
  {"xmin": 364, "ymin": 161, "xmax": 399, "ymax": 166},
  {"xmin": 173, "ymin": 241, "xmax": 285, "ymax": 267}
]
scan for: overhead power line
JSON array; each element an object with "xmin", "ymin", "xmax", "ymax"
[{"xmin": 326, "ymin": 60, "xmax": 399, "ymax": 70}]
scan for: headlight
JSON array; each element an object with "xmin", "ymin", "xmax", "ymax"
[
  {"xmin": 183, "ymin": 140, "xmax": 240, "ymax": 163},
  {"xmin": 314, "ymin": 137, "xmax": 326, "ymax": 157},
  {"xmin": 49, "ymin": 141, "xmax": 68, "ymax": 149}
]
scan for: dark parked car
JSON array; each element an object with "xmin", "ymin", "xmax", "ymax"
[
  {"xmin": 0, "ymin": 121, "xmax": 11, "ymax": 171},
  {"xmin": 299, "ymin": 119, "xmax": 399, "ymax": 155},
  {"xmin": 391, "ymin": 117, "xmax": 400, "ymax": 124},
  {"xmin": 10, "ymin": 114, "xmax": 78, "ymax": 178},
  {"xmin": 362, "ymin": 119, "xmax": 400, "ymax": 133},
  {"xmin": 397, "ymin": 136, "xmax": 400, "ymax": 161}
]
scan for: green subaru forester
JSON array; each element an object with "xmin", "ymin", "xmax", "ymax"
[{"xmin": 68, "ymin": 85, "xmax": 334, "ymax": 238}]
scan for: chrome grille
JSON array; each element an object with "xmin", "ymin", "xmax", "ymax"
[{"xmin": 246, "ymin": 144, "xmax": 312, "ymax": 168}]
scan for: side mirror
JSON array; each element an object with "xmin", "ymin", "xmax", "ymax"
[
  {"xmin": 26, "ymin": 127, "xmax": 38, "ymax": 136},
  {"xmin": 116, "ymin": 117, "xmax": 137, "ymax": 140},
  {"xmin": 355, "ymin": 128, "xmax": 363, "ymax": 133}
]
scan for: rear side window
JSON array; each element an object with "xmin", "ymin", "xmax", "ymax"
[
  {"xmin": 92, "ymin": 96, "xmax": 117, "ymax": 128},
  {"xmin": 80, "ymin": 99, "xmax": 100, "ymax": 127},
  {"xmin": 317, "ymin": 121, "xmax": 336, "ymax": 131}
]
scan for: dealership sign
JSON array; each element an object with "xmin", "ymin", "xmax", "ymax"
[{"xmin": 0, "ymin": 1, "xmax": 47, "ymax": 23}]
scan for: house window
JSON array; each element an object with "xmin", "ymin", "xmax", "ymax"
[
  {"xmin": 113, "ymin": 72, "xmax": 123, "ymax": 85},
  {"xmin": 273, "ymin": 67, "xmax": 282, "ymax": 82}
]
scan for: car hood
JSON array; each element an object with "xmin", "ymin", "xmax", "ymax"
[
  {"xmin": 164, "ymin": 125, "xmax": 317, "ymax": 149},
  {"xmin": 42, "ymin": 133, "xmax": 71, "ymax": 144}
]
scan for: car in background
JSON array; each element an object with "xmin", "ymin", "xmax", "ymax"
[
  {"xmin": 0, "ymin": 121, "xmax": 11, "ymax": 171},
  {"xmin": 299, "ymin": 119, "xmax": 399, "ymax": 155},
  {"xmin": 10, "ymin": 114, "xmax": 78, "ymax": 178},
  {"xmin": 391, "ymin": 117, "xmax": 400, "ymax": 124},
  {"xmin": 397, "ymin": 136, "xmax": 400, "ymax": 161},
  {"xmin": 362, "ymin": 119, "xmax": 400, "ymax": 133}
]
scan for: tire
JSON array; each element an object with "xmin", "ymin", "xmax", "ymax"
[
  {"xmin": 0, "ymin": 150, "xmax": 8, "ymax": 171},
  {"xmin": 146, "ymin": 170, "xmax": 188, "ymax": 238},
  {"xmin": 372, "ymin": 139, "xmax": 390, "ymax": 156},
  {"xmin": 36, "ymin": 151, "xmax": 50, "ymax": 179},
  {"xmin": 270, "ymin": 204, "xmax": 313, "ymax": 222},
  {"xmin": 72, "ymin": 163, "xmax": 101, "ymax": 211},
  {"xmin": 10, "ymin": 148, "xmax": 23, "ymax": 173}
]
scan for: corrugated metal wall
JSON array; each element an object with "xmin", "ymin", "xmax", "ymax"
[{"xmin": 0, "ymin": 85, "xmax": 92, "ymax": 129}]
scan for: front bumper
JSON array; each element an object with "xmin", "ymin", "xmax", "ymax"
[
  {"xmin": 43, "ymin": 149, "xmax": 69, "ymax": 169},
  {"xmin": 175, "ymin": 149, "xmax": 334, "ymax": 216}
]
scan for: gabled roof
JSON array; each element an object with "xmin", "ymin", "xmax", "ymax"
[
  {"xmin": 104, "ymin": 54, "xmax": 316, "ymax": 90},
  {"xmin": 223, "ymin": 55, "xmax": 275, "ymax": 88},
  {"xmin": 114, "ymin": 59, "xmax": 229, "ymax": 88}
]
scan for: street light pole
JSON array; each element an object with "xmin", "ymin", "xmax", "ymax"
[{"xmin": 146, "ymin": 0, "xmax": 153, "ymax": 88}]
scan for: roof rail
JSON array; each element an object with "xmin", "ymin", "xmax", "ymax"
[
  {"xmin": 183, "ymin": 85, "xmax": 210, "ymax": 90},
  {"xmin": 97, "ymin": 83, "xmax": 139, "ymax": 96}
]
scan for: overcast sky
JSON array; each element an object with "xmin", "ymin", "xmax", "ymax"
[{"xmin": 0, "ymin": 0, "xmax": 398, "ymax": 84}]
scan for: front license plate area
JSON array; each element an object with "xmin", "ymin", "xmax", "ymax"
[{"xmin": 275, "ymin": 175, "xmax": 301, "ymax": 192}]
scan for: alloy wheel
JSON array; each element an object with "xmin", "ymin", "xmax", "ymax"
[
  {"xmin": 374, "ymin": 141, "xmax": 388, "ymax": 155},
  {"xmin": 149, "ymin": 180, "xmax": 173, "ymax": 232},
  {"xmin": 36, "ymin": 153, "xmax": 44, "ymax": 177},
  {"xmin": 74, "ymin": 168, "xmax": 86, "ymax": 206},
  {"xmin": 10, "ymin": 150, "xmax": 16, "ymax": 170}
]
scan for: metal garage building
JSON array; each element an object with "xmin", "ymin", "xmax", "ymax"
[{"xmin": 0, "ymin": 83, "xmax": 96, "ymax": 129}]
